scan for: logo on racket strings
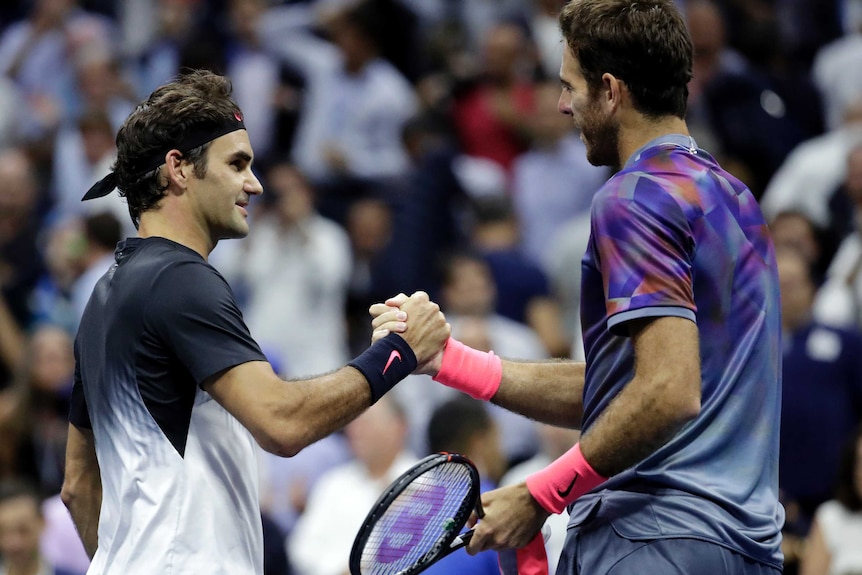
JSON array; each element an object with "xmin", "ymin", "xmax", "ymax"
[{"xmin": 375, "ymin": 484, "xmax": 447, "ymax": 565}]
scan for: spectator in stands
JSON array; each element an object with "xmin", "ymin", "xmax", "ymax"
[
  {"xmin": 470, "ymin": 196, "xmax": 571, "ymax": 357},
  {"xmin": 394, "ymin": 252, "xmax": 545, "ymax": 463},
  {"xmin": 288, "ymin": 395, "xmax": 416, "ymax": 575},
  {"xmin": 13, "ymin": 326, "xmax": 76, "ymax": 495},
  {"xmin": 422, "ymin": 396, "xmax": 504, "ymax": 575},
  {"xmin": 768, "ymin": 210, "xmax": 826, "ymax": 280},
  {"xmin": 0, "ymin": 148, "xmax": 46, "ymax": 329},
  {"xmin": 70, "ymin": 212, "xmax": 122, "ymax": 327},
  {"xmin": 687, "ymin": 0, "xmax": 822, "ymax": 197},
  {"xmin": 50, "ymin": 110, "xmax": 126, "ymax": 236},
  {"xmin": 0, "ymin": 480, "xmax": 80, "ymax": 575},
  {"xmin": 218, "ymin": 163, "xmax": 352, "ymax": 378},
  {"xmin": 812, "ymin": 12, "xmax": 862, "ymax": 131},
  {"xmin": 760, "ymin": 97, "xmax": 862, "ymax": 229},
  {"xmin": 259, "ymin": 1, "xmax": 417, "ymax": 184},
  {"xmin": 814, "ymin": 143, "xmax": 862, "ymax": 326},
  {"xmin": 451, "ymin": 21, "xmax": 536, "ymax": 172},
  {"xmin": 799, "ymin": 425, "xmax": 862, "ymax": 575},
  {"xmin": 0, "ymin": 0, "xmax": 113, "ymax": 140},
  {"xmin": 511, "ymin": 82, "xmax": 608, "ymax": 272},
  {"xmin": 776, "ymin": 247, "xmax": 862, "ymax": 572}
]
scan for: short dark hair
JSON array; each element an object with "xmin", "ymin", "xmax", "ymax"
[
  {"xmin": 112, "ymin": 70, "xmax": 243, "ymax": 227},
  {"xmin": 427, "ymin": 396, "xmax": 493, "ymax": 454},
  {"xmin": 84, "ymin": 211, "xmax": 123, "ymax": 251},
  {"xmin": 0, "ymin": 480, "xmax": 42, "ymax": 516},
  {"xmin": 834, "ymin": 425, "xmax": 862, "ymax": 511},
  {"xmin": 559, "ymin": 0, "xmax": 693, "ymax": 119}
]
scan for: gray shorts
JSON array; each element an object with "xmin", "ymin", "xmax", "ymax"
[{"xmin": 555, "ymin": 523, "xmax": 783, "ymax": 575}]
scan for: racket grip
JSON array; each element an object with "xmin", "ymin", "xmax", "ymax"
[{"xmin": 449, "ymin": 529, "xmax": 474, "ymax": 550}]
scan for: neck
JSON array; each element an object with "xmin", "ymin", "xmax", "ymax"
[
  {"xmin": 618, "ymin": 114, "xmax": 690, "ymax": 168},
  {"xmin": 138, "ymin": 208, "xmax": 214, "ymax": 260}
]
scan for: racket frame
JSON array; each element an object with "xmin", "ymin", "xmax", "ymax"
[{"xmin": 349, "ymin": 452, "xmax": 482, "ymax": 575}]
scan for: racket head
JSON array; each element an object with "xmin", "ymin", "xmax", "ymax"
[{"xmin": 349, "ymin": 452, "xmax": 481, "ymax": 575}]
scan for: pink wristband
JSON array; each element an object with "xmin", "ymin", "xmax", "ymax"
[
  {"xmin": 525, "ymin": 443, "xmax": 607, "ymax": 515},
  {"xmin": 432, "ymin": 338, "xmax": 502, "ymax": 401}
]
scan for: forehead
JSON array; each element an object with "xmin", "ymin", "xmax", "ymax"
[
  {"xmin": 206, "ymin": 129, "xmax": 253, "ymax": 158},
  {"xmin": 0, "ymin": 496, "xmax": 40, "ymax": 521},
  {"xmin": 559, "ymin": 44, "xmax": 585, "ymax": 84}
]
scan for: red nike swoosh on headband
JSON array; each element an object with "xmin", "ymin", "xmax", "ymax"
[{"xmin": 382, "ymin": 350, "xmax": 402, "ymax": 375}]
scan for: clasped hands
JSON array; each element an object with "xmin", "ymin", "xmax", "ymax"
[{"xmin": 369, "ymin": 292, "xmax": 551, "ymax": 555}]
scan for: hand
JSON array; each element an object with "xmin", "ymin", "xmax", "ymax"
[
  {"xmin": 371, "ymin": 292, "xmax": 449, "ymax": 374},
  {"xmin": 369, "ymin": 293, "xmax": 409, "ymax": 342},
  {"xmin": 466, "ymin": 483, "xmax": 550, "ymax": 555}
]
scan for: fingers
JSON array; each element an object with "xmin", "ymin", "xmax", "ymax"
[
  {"xmin": 384, "ymin": 292, "xmax": 410, "ymax": 307},
  {"xmin": 369, "ymin": 302, "xmax": 395, "ymax": 319},
  {"xmin": 371, "ymin": 308, "xmax": 407, "ymax": 332},
  {"xmin": 368, "ymin": 293, "xmax": 409, "ymax": 320}
]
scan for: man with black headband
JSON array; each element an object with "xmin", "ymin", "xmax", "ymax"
[{"xmin": 60, "ymin": 70, "xmax": 449, "ymax": 575}]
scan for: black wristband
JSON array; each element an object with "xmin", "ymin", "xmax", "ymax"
[{"xmin": 348, "ymin": 333, "xmax": 418, "ymax": 403}]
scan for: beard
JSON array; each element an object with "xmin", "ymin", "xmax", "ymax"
[{"xmin": 580, "ymin": 99, "xmax": 622, "ymax": 172}]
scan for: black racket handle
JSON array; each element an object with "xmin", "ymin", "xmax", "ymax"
[
  {"xmin": 448, "ymin": 496, "xmax": 483, "ymax": 552},
  {"xmin": 448, "ymin": 528, "xmax": 474, "ymax": 551}
]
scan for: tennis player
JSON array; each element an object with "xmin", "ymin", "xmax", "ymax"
[
  {"xmin": 373, "ymin": 1, "xmax": 784, "ymax": 573},
  {"xmin": 60, "ymin": 70, "xmax": 449, "ymax": 575}
]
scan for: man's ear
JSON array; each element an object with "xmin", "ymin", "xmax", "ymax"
[
  {"xmin": 163, "ymin": 149, "xmax": 191, "ymax": 190},
  {"xmin": 601, "ymin": 72, "xmax": 624, "ymax": 115}
]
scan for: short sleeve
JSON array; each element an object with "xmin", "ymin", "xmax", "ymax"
[
  {"xmin": 591, "ymin": 176, "xmax": 697, "ymax": 336},
  {"xmin": 146, "ymin": 260, "xmax": 267, "ymax": 385},
  {"xmin": 69, "ymin": 340, "xmax": 92, "ymax": 429}
]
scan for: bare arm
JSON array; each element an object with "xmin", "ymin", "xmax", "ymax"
[
  {"xmin": 62, "ymin": 424, "xmax": 101, "ymax": 558},
  {"xmin": 462, "ymin": 315, "xmax": 701, "ymax": 553},
  {"xmin": 205, "ymin": 292, "xmax": 449, "ymax": 457},
  {"xmin": 370, "ymin": 298, "xmax": 584, "ymax": 427},
  {"xmin": 579, "ymin": 316, "xmax": 701, "ymax": 476},
  {"xmin": 204, "ymin": 360, "xmax": 374, "ymax": 457},
  {"xmin": 491, "ymin": 358, "xmax": 584, "ymax": 428}
]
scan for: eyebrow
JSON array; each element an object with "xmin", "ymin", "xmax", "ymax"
[{"xmin": 228, "ymin": 150, "xmax": 253, "ymax": 164}]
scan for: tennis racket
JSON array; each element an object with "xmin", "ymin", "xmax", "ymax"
[{"xmin": 349, "ymin": 452, "xmax": 484, "ymax": 575}]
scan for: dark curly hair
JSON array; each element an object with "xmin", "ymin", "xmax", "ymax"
[
  {"xmin": 559, "ymin": 0, "xmax": 693, "ymax": 119},
  {"xmin": 112, "ymin": 70, "xmax": 242, "ymax": 228}
]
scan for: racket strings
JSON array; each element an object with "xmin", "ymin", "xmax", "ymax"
[{"xmin": 360, "ymin": 462, "xmax": 475, "ymax": 575}]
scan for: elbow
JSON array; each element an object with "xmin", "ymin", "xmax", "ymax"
[
  {"xmin": 60, "ymin": 483, "xmax": 76, "ymax": 511},
  {"xmin": 652, "ymin": 375, "xmax": 701, "ymax": 428},
  {"xmin": 253, "ymin": 423, "xmax": 313, "ymax": 458},
  {"xmin": 672, "ymin": 377, "xmax": 702, "ymax": 425},
  {"xmin": 60, "ymin": 470, "xmax": 85, "ymax": 510}
]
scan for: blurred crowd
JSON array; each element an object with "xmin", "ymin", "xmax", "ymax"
[{"xmin": 0, "ymin": 0, "xmax": 862, "ymax": 574}]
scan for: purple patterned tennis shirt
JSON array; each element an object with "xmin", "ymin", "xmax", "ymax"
[{"xmin": 574, "ymin": 134, "xmax": 784, "ymax": 568}]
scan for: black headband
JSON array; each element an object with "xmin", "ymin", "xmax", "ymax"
[{"xmin": 82, "ymin": 111, "xmax": 246, "ymax": 201}]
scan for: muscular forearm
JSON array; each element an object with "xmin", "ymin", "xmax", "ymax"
[
  {"xmin": 63, "ymin": 481, "xmax": 101, "ymax": 558},
  {"xmin": 63, "ymin": 425, "xmax": 101, "ymax": 558},
  {"xmin": 578, "ymin": 375, "xmax": 698, "ymax": 477},
  {"xmin": 492, "ymin": 359, "xmax": 584, "ymax": 428},
  {"xmin": 270, "ymin": 367, "xmax": 374, "ymax": 455},
  {"xmin": 579, "ymin": 317, "xmax": 701, "ymax": 477}
]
